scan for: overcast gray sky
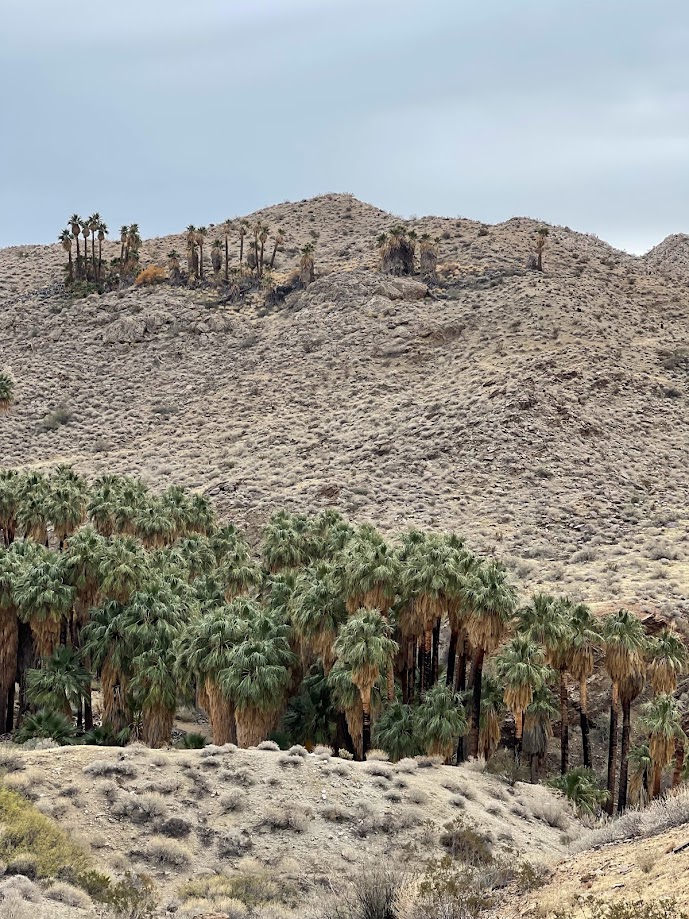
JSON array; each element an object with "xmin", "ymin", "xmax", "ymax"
[{"xmin": 1, "ymin": 0, "xmax": 687, "ymax": 252}]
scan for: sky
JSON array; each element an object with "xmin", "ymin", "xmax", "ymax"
[{"xmin": 1, "ymin": 0, "xmax": 688, "ymax": 253}]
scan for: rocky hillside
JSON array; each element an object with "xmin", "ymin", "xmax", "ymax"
[
  {"xmin": 1, "ymin": 194, "xmax": 688, "ymax": 610},
  {"xmin": 643, "ymin": 233, "xmax": 689, "ymax": 280}
]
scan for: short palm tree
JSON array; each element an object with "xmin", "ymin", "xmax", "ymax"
[
  {"xmin": 478, "ymin": 674, "xmax": 505, "ymax": 761},
  {"xmin": 523, "ymin": 685, "xmax": 558, "ymax": 783},
  {"xmin": 211, "ymin": 239, "xmax": 223, "ymax": 277},
  {"xmin": 414, "ymin": 683, "xmax": 467, "ymax": 762},
  {"xmin": 196, "ymin": 227, "xmax": 207, "ymax": 280},
  {"xmin": 0, "ymin": 373, "xmax": 15, "ymax": 413},
  {"xmin": 602, "ymin": 609, "xmax": 647, "ymax": 814},
  {"xmin": 333, "ymin": 608, "xmax": 398, "ymax": 756},
  {"xmin": 26, "ymin": 646, "xmax": 90, "ymax": 717},
  {"xmin": 373, "ymin": 700, "xmax": 419, "ymax": 761},
  {"xmin": 462, "ymin": 560, "xmax": 517, "ymax": 758},
  {"xmin": 495, "ymin": 636, "xmax": 550, "ymax": 759},
  {"xmin": 97, "ymin": 221, "xmax": 107, "ymax": 280},
  {"xmin": 535, "ymin": 227, "xmax": 549, "ymax": 271},
  {"xmin": 627, "ymin": 742, "xmax": 653, "ymax": 807},
  {"xmin": 269, "ymin": 227, "xmax": 285, "ymax": 269},
  {"xmin": 569, "ymin": 602, "xmax": 601, "ymax": 768},
  {"xmin": 16, "ymin": 709, "xmax": 76, "ymax": 745},
  {"xmin": 549, "ymin": 766, "xmax": 607, "ymax": 815},
  {"xmin": 639, "ymin": 694, "xmax": 686, "ymax": 799}
]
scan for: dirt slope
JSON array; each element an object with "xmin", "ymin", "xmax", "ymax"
[{"xmin": 1, "ymin": 194, "xmax": 689, "ymax": 608}]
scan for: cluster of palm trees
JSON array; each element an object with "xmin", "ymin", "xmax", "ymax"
[
  {"xmin": 377, "ymin": 226, "xmax": 439, "ymax": 278},
  {"xmin": 177, "ymin": 220, "xmax": 288, "ymax": 286},
  {"xmin": 59, "ymin": 216, "xmax": 141, "ymax": 286},
  {"xmin": 0, "ymin": 467, "xmax": 686, "ymax": 812}
]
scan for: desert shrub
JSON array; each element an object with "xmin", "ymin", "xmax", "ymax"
[
  {"xmin": 553, "ymin": 898, "xmax": 688, "ymax": 919},
  {"xmin": 322, "ymin": 867, "xmax": 406, "ymax": 919},
  {"xmin": 259, "ymin": 805, "xmax": 308, "ymax": 833},
  {"xmin": 217, "ymin": 830, "xmax": 253, "ymax": 858},
  {"xmin": 0, "ymin": 875, "xmax": 40, "ymax": 902},
  {"xmin": 288, "ymin": 744, "xmax": 308, "ymax": 757},
  {"xmin": 331, "ymin": 760, "xmax": 351, "ymax": 776},
  {"xmin": 277, "ymin": 753, "xmax": 303, "ymax": 769},
  {"xmin": 6, "ymin": 853, "xmax": 39, "ymax": 879},
  {"xmin": 384, "ymin": 789, "xmax": 403, "ymax": 804},
  {"xmin": 156, "ymin": 816, "xmax": 192, "ymax": 838},
  {"xmin": 225, "ymin": 767, "xmax": 255, "ymax": 786},
  {"xmin": 111, "ymin": 791, "xmax": 167, "ymax": 824},
  {"xmin": 314, "ymin": 745, "xmax": 333, "ymax": 757},
  {"xmin": 338, "ymin": 749, "xmax": 354, "ymax": 760},
  {"xmin": 257, "ymin": 740, "xmax": 280, "ymax": 752},
  {"xmin": 408, "ymin": 789, "xmax": 428, "ymax": 806},
  {"xmin": 449, "ymin": 796, "xmax": 466, "ymax": 810},
  {"xmin": 219, "ymin": 788, "xmax": 245, "ymax": 813},
  {"xmin": 81, "ymin": 724, "xmax": 130, "ymax": 747},
  {"xmin": 179, "ymin": 896, "xmax": 248, "ymax": 919},
  {"xmin": 0, "ymin": 746, "xmax": 24, "ymax": 773},
  {"xmin": 44, "ymin": 881, "xmax": 93, "ymax": 909},
  {"xmin": 365, "ymin": 762, "xmax": 392, "ymax": 780},
  {"xmin": 395, "ymin": 758, "xmax": 417, "ymax": 774},
  {"xmin": 134, "ymin": 265, "xmax": 167, "ymax": 286},
  {"xmin": 146, "ymin": 837, "xmax": 192, "ymax": 866},
  {"xmin": 38, "ymin": 406, "xmax": 73, "ymax": 433},
  {"xmin": 83, "ymin": 759, "xmax": 136, "ymax": 778},
  {"xmin": 416, "ymin": 756, "xmax": 440, "ymax": 769},
  {"xmin": 531, "ymin": 801, "xmax": 569, "ymax": 830},
  {"xmin": 439, "ymin": 817, "xmax": 493, "ymax": 865},
  {"xmin": 181, "ymin": 872, "xmax": 296, "ymax": 909},
  {"xmin": 175, "ymin": 732, "xmax": 208, "ymax": 749},
  {"xmin": 321, "ymin": 803, "xmax": 352, "ymax": 823}
]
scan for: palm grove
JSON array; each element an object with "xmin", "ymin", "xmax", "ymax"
[{"xmin": 0, "ymin": 468, "xmax": 686, "ymax": 815}]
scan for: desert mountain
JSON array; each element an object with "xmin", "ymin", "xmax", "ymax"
[{"xmin": 1, "ymin": 194, "xmax": 688, "ymax": 612}]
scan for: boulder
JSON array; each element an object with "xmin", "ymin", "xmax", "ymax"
[{"xmin": 375, "ymin": 278, "xmax": 428, "ymax": 301}]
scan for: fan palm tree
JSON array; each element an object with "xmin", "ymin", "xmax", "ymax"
[
  {"xmin": 59, "ymin": 230, "xmax": 74, "ymax": 282},
  {"xmin": 461, "ymin": 560, "xmax": 517, "ymax": 758},
  {"xmin": 81, "ymin": 600, "xmax": 130, "ymax": 733},
  {"xmin": 549, "ymin": 766, "xmax": 608, "ymax": 815},
  {"xmin": 495, "ymin": 636, "xmax": 550, "ymax": 759},
  {"xmin": 617, "ymin": 670, "xmax": 645, "ymax": 812},
  {"xmin": 258, "ymin": 223, "xmax": 269, "ymax": 277},
  {"xmin": 639, "ymin": 694, "xmax": 686, "ymax": 799},
  {"xmin": 222, "ymin": 220, "xmax": 232, "ymax": 281},
  {"xmin": 211, "ymin": 239, "xmax": 223, "ymax": 278},
  {"xmin": 0, "ymin": 373, "xmax": 15, "ymax": 414},
  {"xmin": 26, "ymin": 646, "xmax": 90, "ymax": 717},
  {"xmin": 523, "ymin": 685, "xmax": 558, "ymax": 783},
  {"xmin": 118, "ymin": 225, "xmax": 128, "ymax": 269},
  {"xmin": 87, "ymin": 213, "xmax": 100, "ymax": 278},
  {"xmin": 373, "ymin": 700, "xmax": 419, "ymax": 761},
  {"xmin": 168, "ymin": 250, "xmax": 182, "ymax": 285},
  {"xmin": 478, "ymin": 674, "xmax": 506, "ymax": 762},
  {"xmin": 129, "ymin": 649, "xmax": 178, "ymax": 747},
  {"xmin": 342, "ymin": 525, "xmax": 400, "ymax": 615},
  {"xmin": 269, "ymin": 227, "xmax": 285, "ymax": 269},
  {"xmin": 14, "ymin": 552, "xmax": 75, "ymax": 658},
  {"xmin": 332, "ymin": 608, "xmax": 397, "ymax": 756},
  {"xmin": 81, "ymin": 222, "xmax": 91, "ymax": 279},
  {"xmin": 0, "ymin": 548, "xmax": 21, "ymax": 731},
  {"xmin": 569, "ymin": 602, "xmax": 601, "ymax": 768},
  {"xmin": 97, "ymin": 221, "xmax": 107, "ymax": 280},
  {"xmin": 535, "ymin": 227, "xmax": 549, "ymax": 271},
  {"xmin": 414, "ymin": 683, "xmax": 467, "ymax": 762},
  {"xmin": 627, "ymin": 742, "xmax": 653, "ymax": 807},
  {"xmin": 69, "ymin": 215, "xmax": 83, "ymax": 277},
  {"xmin": 299, "ymin": 242, "xmax": 315, "ymax": 284},
  {"xmin": 98, "ymin": 535, "xmax": 149, "ymax": 603},
  {"xmin": 602, "ymin": 609, "xmax": 647, "ymax": 814},
  {"xmin": 648, "ymin": 628, "xmax": 688, "ymax": 695},
  {"xmin": 196, "ymin": 227, "xmax": 207, "ymax": 280},
  {"xmin": 47, "ymin": 473, "xmax": 88, "ymax": 549},
  {"xmin": 290, "ymin": 562, "xmax": 347, "ymax": 673},
  {"xmin": 185, "ymin": 225, "xmax": 198, "ymax": 278},
  {"xmin": 0, "ymin": 471, "xmax": 20, "ymax": 546},
  {"xmin": 238, "ymin": 220, "xmax": 248, "ymax": 267},
  {"xmin": 218, "ymin": 603, "xmax": 295, "ymax": 747}
]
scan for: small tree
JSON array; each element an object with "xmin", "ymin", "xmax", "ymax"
[
  {"xmin": 535, "ymin": 227, "xmax": 549, "ymax": 271},
  {"xmin": 59, "ymin": 230, "xmax": 74, "ymax": 282},
  {"xmin": 414, "ymin": 683, "xmax": 467, "ymax": 762}
]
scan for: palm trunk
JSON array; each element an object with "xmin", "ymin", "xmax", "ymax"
[
  {"xmin": 386, "ymin": 664, "xmax": 395, "ymax": 702},
  {"xmin": 446, "ymin": 628, "xmax": 458, "ymax": 687},
  {"xmin": 652, "ymin": 763, "xmax": 662, "ymax": 800},
  {"xmin": 334, "ymin": 710, "xmax": 355, "ymax": 758},
  {"xmin": 270, "ymin": 242, "xmax": 278, "ymax": 268},
  {"xmin": 515, "ymin": 709, "xmax": 524, "ymax": 762},
  {"xmin": 235, "ymin": 706, "xmax": 275, "ymax": 748},
  {"xmin": 98, "ymin": 241, "xmax": 102, "ymax": 280},
  {"xmin": 432, "ymin": 618, "xmax": 441, "ymax": 685},
  {"xmin": 239, "ymin": 236, "xmax": 244, "ymax": 266},
  {"xmin": 0, "ymin": 609, "xmax": 18, "ymax": 735},
  {"xmin": 605, "ymin": 683, "xmax": 619, "ymax": 816},
  {"xmin": 17, "ymin": 621, "xmax": 34, "ymax": 724},
  {"xmin": 224, "ymin": 237, "xmax": 229, "ymax": 281},
  {"xmin": 559, "ymin": 669, "xmax": 569, "ymax": 775},
  {"xmin": 469, "ymin": 648, "xmax": 485, "ymax": 759},
  {"xmin": 457, "ymin": 639, "xmax": 468, "ymax": 693},
  {"xmin": 119, "ymin": 241, "xmax": 125, "ymax": 268},
  {"xmin": 580, "ymin": 676, "xmax": 591, "ymax": 769},
  {"xmin": 362, "ymin": 689, "xmax": 371, "ymax": 758},
  {"xmin": 407, "ymin": 638, "xmax": 416, "ymax": 704},
  {"xmin": 673, "ymin": 738, "xmax": 685, "ymax": 788},
  {"xmin": 259, "ymin": 242, "xmax": 265, "ymax": 277},
  {"xmin": 67, "ymin": 251, "xmax": 73, "ymax": 282},
  {"xmin": 5, "ymin": 681, "xmax": 15, "ymax": 733},
  {"xmin": 76, "ymin": 237, "xmax": 81, "ymax": 278},
  {"xmin": 91, "ymin": 233, "xmax": 96, "ymax": 277},
  {"xmin": 199, "ymin": 243, "xmax": 204, "ymax": 279},
  {"xmin": 423, "ymin": 629, "xmax": 432, "ymax": 695},
  {"xmin": 617, "ymin": 697, "xmax": 632, "ymax": 813},
  {"xmin": 530, "ymin": 754, "xmax": 538, "ymax": 784},
  {"xmin": 418, "ymin": 639, "xmax": 425, "ymax": 696},
  {"xmin": 205, "ymin": 678, "xmax": 235, "ymax": 745},
  {"xmin": 142, "ymin": 702, "xmax": 174, "ymax": 748}
]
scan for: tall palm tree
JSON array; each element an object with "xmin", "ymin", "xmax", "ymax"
[
  {"xmin": 0, "ymin": 470, "xmax": 20, "ymax": 545},
  {"xmin": 333, "ymin": 608, "xmax": 398, "ymax": 756},
  {"xmin": 299, "ymin": 242, "xmax": 315, "ymax": 284},
  {"xmin": 238, "ymin": 220, "xmax": 248, "ymax": 267},
  {"xmin": 523, "ymin": 685, "xmax": 558, "ymax": 783},
  {"xmin": 59, "ymin": 230, "xmax": 74, "ymax": 282},
  {"xmin": 290, "ymin": 562, "xmax": 347, "ymax": 673},
  {"xmin": 269, "ymin": 227, "xmax": 285, "ymax": 269},
  {"xmin": 196, "ymin": 227, "xmax": 207, "ymax": 280},
  {"xmin": 258, "ymin": 224, "xmax": 269, "ymax": 277},
  {"xmin": 569, "ymin": 602, "xmax": 601, "ymax": 769},
  {"xmin": 14, "ymin": 552, "xmax": 75, "ymax": 659},
  {"xmin": 186, "ymin": 225, "xmax": 198, "ymax": 278},
  {"xmin": 97, "ymin": 221, "xmax": 107, "ymax": 280},
  {"xmin": 414, "ymin": 683, "xmax": 467, "ymax": 762},
  {"xmin": 211, "ymin": 239, "xmax": 223, "ymax": 278},
  {"xmin": 602, "ymin": 609, "xmax": 647, "ymax": 814},
  {"xmin": 0, "ymin": 373, "xmax": 15, "ymax": 414},
  {"xmin": 478, "ymin": 674, "xmax": 505, "ymax": 761},
  {"xmin": 617, "ymin": 670, "xmax": 645, "ymax": 812},
  {"xmin": 129, "ymin": 649, "xmax": 178, "ymax": 748},
  {"xmin": 69, "ymin": 215, "xmax": 83, "ymax": 278},
  {"xmin": 627, "ymin": 742, "xmax": 653, "ymax": 808},
  {"xmin": 462, "ymin": 561, "xmax": 517, "ymax": 758},
  {"xmin": 495, "ymin": 636, "xmax": 550, "ymax": 760},
  {"xmin": 47, "ymin": 472, "xmax": 88, "ymax": 550},
  {"xmin": 119, "ymin": 225, "xmax": 128, "ymax": 269},
  {"xmin": 87, "ymin": 213, "xmax": 100, "ymax": 278},
  {"xmin": 168, "ymin": 250, "xmax": 182, "ymax": 285},
  {"xmin": 648, "ymin": 628, "xmax": 688, "ymax": 695},
  {"xmin": 222, "ymin": 220, "xmax": 232, "ymax": 281},
  {"xmin": 98, "ymin": 535, "xmax": 149, "ymax": 603},
  {"xmin": 0, "ymin": 547, "xmax": 21, "ymax": 731},
  {"xmin": 82, "ymin": 222, "xmax": 91, "ymax": 279},
  {"xmin": 640, "ymin": 694, "xmax": 686, "ymax": 799}
]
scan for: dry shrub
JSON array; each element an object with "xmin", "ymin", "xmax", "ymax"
[
  {"xmin": 111, "ymin": 791, "xmax": 167, "ymax": 824},
  {"xmin": 288, "ymin": 744, "xmax": 308, "ymax": 757},
  {"xmin": 257, "ymin": 741, "xmax": 280, "ymax": 752},
  {"xmin": 83, "ymin": 759, "xmax": 136, "ymax": 778},
  {"xmin": 146, "ymin": 837, "xmax": 192, "ymax": 866},
  {"xmin": 408, "ymin": 789, "xmax": 428, "ymax": 806},
  {"xmin": 219, "ymin": 788, "xmax": 245, "ymax": 813},
  {"xmin": 395, "ymin": 758, "xmax": 417, "ymax": 774},
  {"xmin": 365, "ymin": 749, "xmax": 390, "ymax": 762},
  {"xmin": 156, "ymin": 816, "xmax": 192, "ymax": 838},
  {"xmin": 225, "ymin": 767, "xmax": 256, "ymax": 786},
  {"xmin": 1, "ymin": 773, "xmax": 41, "ymax": 802},
  {"xmin": 439, "ymin": 817, "xmax": 493, "ymax": 865},
  {"xmin": 44, "ymin": 881, "xmax": 93, "ymax": 909},
  {"xmin": 330, "ymin": 761, "xmax": 350, "ymax": 777},
  {"xmin": 134, "ymin": 265, "xmax": 167, "ymax": 286},
  {"xmin": 0, "ymin": 746, "xmax": 24, "ymax": 773},
  {"xmin": 314, "ymin": 745, "xmax": 333, "ymax": 757},
  {"xmin": 143, "ymin": 775, "xmax": 181, "ymax": 795},
  {"xmin": 365, "ymin": 762, "xmax": 392, "ymax": 780},
  {"xmin": 179, "ymin": 896, "xmax": 248, "ymax": 919},
  {"xmin": 0, "ymin": 876, "xmax": 40, "ymax": 902},
  {"xmin": 277, "ymin": 753, "xmax": 303, "ymax": 769},
  {"xmin": 181, "ymin": 872, "xmax": 295, "ymax": 909},
  {"xmin": 259, "ymin": 804, "xmax": 308, "ymax": 833},
  {"xmin": 320, "ymin": 803, "xmax": 352, "ymax": 823},
  {"xmin": 217, "ymin": 830, "xmax": 253, "ymax": 858},
  {"xmin": 531, "ymin": 801, "xmax": 568, "ymax": 830}
]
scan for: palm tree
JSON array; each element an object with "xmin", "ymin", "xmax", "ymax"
[
  {"xmin": 82, "ymin": 222, "xmax": 91, "ymax": 279},
  {"xmin": 218, "ymin": 602, "xmax": 294, "ymax": 747},
  {"xmin": 269, "ymin": 227, "xmax": 285, "ymax": 269},
  {"xmin": 602, "ymin": 609, "xmax": 647, "ymax": 814},
  {"xmin": 519, "ymin": 593, "xmax": 573, "ymax": 773},
  {"xmin": 14, "ymin": 553, "xmax": 75, "ymax": 658},
  {"xmin": 478, "ymin": 674, "xmax": 505, "ymax": 761},
  {"xmin": 0, "ymin": 548, "xmax": 21, "ymax": 731},
  {"xmin": 98, "ymin": 535, "xmax": 149, "ymax": 603},
  {"xmin": 211, "ymin": 239, "xmax": 223, "ymax": 278},
  {"xmin": 238, "ymin": 220, "xmax": 248, "ymax": 267},
  {"xmin": 0, "ymin": 373, "xmax": 15, "ymax": 413},
  {"xmin": 26, "ymin": 646, "xmax": 90, "ymax": 717},
  {"xmin": 523, "ymin": 685, "xmax": 558, "ymax": 783},
  {"xmin": 549, "ymin": 767, "xmax": 608, "ymax": 816},
  {"xmin": 97, "ymin": 221, "xmax": 107, "ymax": 280},
  {"xmin": 126, "ymin": 224, "xmax": 141, "ymax": 271},
  {"xmin": 129, "ymin": 649, "xmax": 178, "ymax": 748},
  {"xmin": 299, "ymin": 242, "xmax": 315, "ymax": 285},
  {"xmin": 640, "ymin": 694, "xmax": 686, "ymax": 799},
  {"xmin": 290, "ymin": 563, "xmax": 347, "ymax": 673},
  {"xmin": 196, "ymin": 227, "xmax": 207, "ymax": 280},
  {"xmin": 258, "ymin": 224, "xmax": 269, "ymax": 277},
  {"xmin": 69, "ymin": 215, "xmax": 83, "ymax": 277},
  {"xmin": 333, "ymin": 608, "xmax": 398, "ymax": 757},
  {"xmin": 168, "ymin": 250, "xmax": 182, "ymax": 285},
  {"xmin": 414, "ymin": 683, "xmax": 467, "ymax": 762},
  {"xmin": 648, "ymin": 628, "xmax": 688, "ymax": 695},
  {"xmin": 87, "ymin": 213, "xmax": 100, "ymax": 278},
  {"xmin": 627, "ymin": 742, "xmax": 653, "ymax": 807},
  {"xmin": 617, "ymin": 670, "xmax": 645, "ymax": 812},
  {"xmin": 59, "ymin": 230, "xmax": 74, "ymax": 282},
  {"xmin": 222, "ymin": 220, "xmax": 232, "ymax": 281},
  {"xmin": 462, "ymin": 561, "xmax": 517, "ymax": 758},
  {"xmin": 186, "ymin": 225, "xmax": 198, "ymax": 278},
  {"xmin": 495, "ymin": 635, "xmax": 550, "ymax": 760},
  {"xmin": 119, "ymin": 225, "xmax": 128, "ymax": 269},
  {"xmin": 535, "ymin": 227, "xmax": 549, "ymax": 271},
  {"xmin": 569, "ymin": 602, "xmax": 601, "ymax": 769},
  {"xmin": 373, "ymin": 700, "xmax": 419, "ymax": 761},
  {"xmin": 47, "ymin": 472, "xmax": 88, "ymax": 549}
]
